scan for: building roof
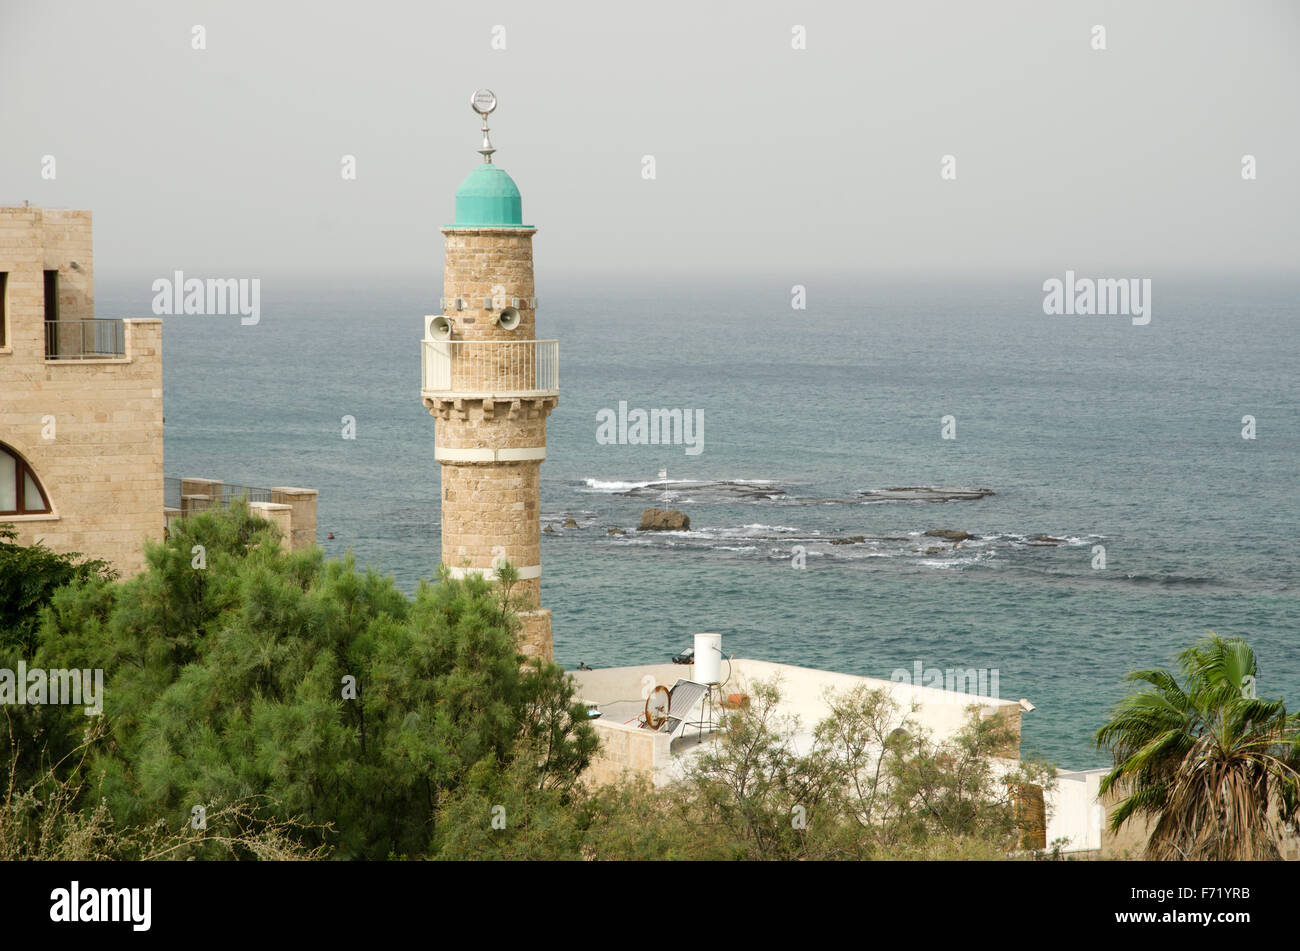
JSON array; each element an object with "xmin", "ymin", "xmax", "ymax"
[{"xmin": 451, "ymin": 164, "xmax": 530, "ymax": 228}]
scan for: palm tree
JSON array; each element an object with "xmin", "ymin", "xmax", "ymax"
[{"xmin": 1095, "ymin": 634, "xmax": 1300, "ymax": 860}]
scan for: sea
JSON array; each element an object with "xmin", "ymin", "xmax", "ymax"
[{"xmin": 98, "ymin": 274, "xmax": 1300, "ymax": 769}]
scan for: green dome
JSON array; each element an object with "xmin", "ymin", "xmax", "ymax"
[{"xmin": 451, "ymin": 164, "xmax": 530, "ymax": 228}]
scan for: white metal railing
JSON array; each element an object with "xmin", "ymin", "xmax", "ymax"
[{"xmin": 421, "ymin": 339, "xmax": 558, "ymax": 395}]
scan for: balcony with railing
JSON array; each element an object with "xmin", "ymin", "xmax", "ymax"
[
  {"xmin": 44, "ymin": 319, "xmax": 126, "ymax": 360},
  {"xmin": 421, "ymin": 339, "xmax": 558, "ymax": 397},
  {"xmin": 164, "ymin": 477, "xmax": 272, "ymax": 513}
]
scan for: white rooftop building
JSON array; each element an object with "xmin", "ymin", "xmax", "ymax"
[{"xmin": 570, "ymin": 648, "xmax": 1107, "ymax": 854}]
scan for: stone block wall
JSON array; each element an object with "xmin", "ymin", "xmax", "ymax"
[
  {"xmin": 1, "ymin": 207, "xmax": 163, "ymax": 578},
  {"xmin": 517, "ymin": 608, "xmax": 552, "ymax": 663},
  {"xmin": 181, "ymin": 477, "xmax": 221, "ymax": 499},
  {"xmin": 439, "ymin": 461, "xmax": 540, "ymax": 583},
  {"xmin": 249, "ymin": 501, "xmax": 293, "ymax": 543},
  {"xmin": 271, "ymin": 487, "xmax": 318, "ymax": 551},
  {"xmin": 440, "ymin": 228, "xmax": 537, "ymax": 341},
  {"xmin": 2, "ymin": 318, "xmax": 164, "ymax": 577},
  {"xmin": 427, "ymin": 225, "xmax": 556, "ymax": 660},
  {"xmin": 581, "ymin": 718, "xmax": 674, "ymax": 788}
]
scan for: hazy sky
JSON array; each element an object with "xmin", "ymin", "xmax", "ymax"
[{"xmin": 2, "ymin": 0, "xmax": 1297, "ymax": 281}]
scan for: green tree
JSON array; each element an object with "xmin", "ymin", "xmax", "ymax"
[
  {"xmin": 0, "ymin": 716, "xmax": 329, "ymax": 861},
  {"xmin": 681, "ymin": 680, "xmax": 840, "ymax": 859},
  {"xmin": 1095, "ymin": 634, "xmax": 1300, "ymax": 860},
  {"xmin": 0, "ymin": 525, "xmax": 113, "ymax": 653},
  {"xmin": 0, "ymin": 527, "xmax": 116, "ymax": 795},
  {"xmin": 433, "ymin": 742, "xmax": 592, "ymax": 860},
  {"xmin": 19, "ymin": 502, "xmax": 596, "ymax": 860},
  {"xmin": 579, "ymin": 774, "xmax": 735, "ymax": 860},
  {"xmin": 652, "ymin": 679, "xmax": 1052, "ymax": 861},
  {"xmin": 879, "ymin": 706, "xmax": 1051, "ymax": 855}
]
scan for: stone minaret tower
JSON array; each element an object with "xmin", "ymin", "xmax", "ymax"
[{"xmin": 421, "ymin": 91, "xmax": 557, "ymax": 661}]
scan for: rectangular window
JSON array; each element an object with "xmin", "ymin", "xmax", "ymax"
[
  {"xmin": 43, "ymin": 269, "xmax": 59, "ymax": 321},
  {"xmin": 44, "ymin": 269, "xmax": 59, "ymax": 357},
  {"xmin": 0, "ymin": 272, "xmax": 7, "ymax": 347},
  {"xmin": 0, "ymin": 453, "xmax": 15, "ymax": 512}
]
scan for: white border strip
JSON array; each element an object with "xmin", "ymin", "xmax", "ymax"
[
  {"xmin": 435, "ymin": 447, "xmax": 546, "ymax": 463},
  {"xmin": 446, "ymin": 564, "xmax": 542, "ymax": 580}
]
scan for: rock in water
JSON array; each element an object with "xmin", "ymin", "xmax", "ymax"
[
  {"xmin": 859, "ymin": 487, "xmax": 994, "ymax": 503},
  {"xmin": 543, "ymin": 524, "xmax": 554, "ymax": 533},
  {"xmin": 639, "ymin": 508, "xmax": 690, "ymax": 531},
  {"xmin": 562, "ymin": 518, "xmax": 580, "ymax": 529},
  {"xmin": 829, "ymin": 535, "xmax": 865, "ymax": 545},
  {"xmin": 923, "ymin": 529, "xmax": 976, "ymax": 543},
  {"xmin": 617, "ymin": 480, "xmax": 786, "ymax": 502},
  {"xmin": 607, "ymin": 527, "xmax": 626, "ymax": 536}
]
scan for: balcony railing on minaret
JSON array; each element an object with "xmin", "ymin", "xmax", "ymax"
[{"xmin": 421, "ymin": 338, "xmax": 558, "ymax": 397}]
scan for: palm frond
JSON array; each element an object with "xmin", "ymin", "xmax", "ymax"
[{"xmin": 1097, "ymin": 633, "xmax": 1299, "ymax": 860}]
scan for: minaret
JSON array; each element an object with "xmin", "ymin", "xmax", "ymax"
[{"xmin": 421, "ymin": 91, "xmax": 558, "ymax": 661}]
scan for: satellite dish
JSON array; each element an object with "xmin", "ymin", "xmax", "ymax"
[{"xmin": 644, "ymin": 685, "xmax": 671, "ymax": 730}]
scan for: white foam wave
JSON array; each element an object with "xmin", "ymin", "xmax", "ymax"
[
  {"xmin": 917, "ymin": 551, "xmax": 994, "ymax": 570},
  {"xmin": 582, "ymin": 478, "xmax": 677, "ymax": 491},
  {"xmin": 580, "ymin": 477, "xmax": 781, "ymax": 492}
]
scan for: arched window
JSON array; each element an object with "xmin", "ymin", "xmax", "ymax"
[{"xmin": 0, "ymin": 445, "xmax": 51, "ymax": 515}]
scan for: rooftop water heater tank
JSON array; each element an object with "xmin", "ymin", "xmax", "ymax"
[{"xmin": 694, "ymin": 632, "xmax": 723, "ymax": 685}]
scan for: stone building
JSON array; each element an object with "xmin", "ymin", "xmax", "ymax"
[
  {"xmin": 0, "ymin": 205, "xmax": 316, "ymax": 576},
  {"xmin": 421, "ymin": 94, "xmax": 558, "ymax": 660},
  {"xmin": 0, "ymin": 206, "xmax": 163, "ymax": 576}
]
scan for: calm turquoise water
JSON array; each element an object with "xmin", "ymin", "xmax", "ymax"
[{"xmin": 99, "ymin": 275, "xmax": 1300, "ymax": 768}]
